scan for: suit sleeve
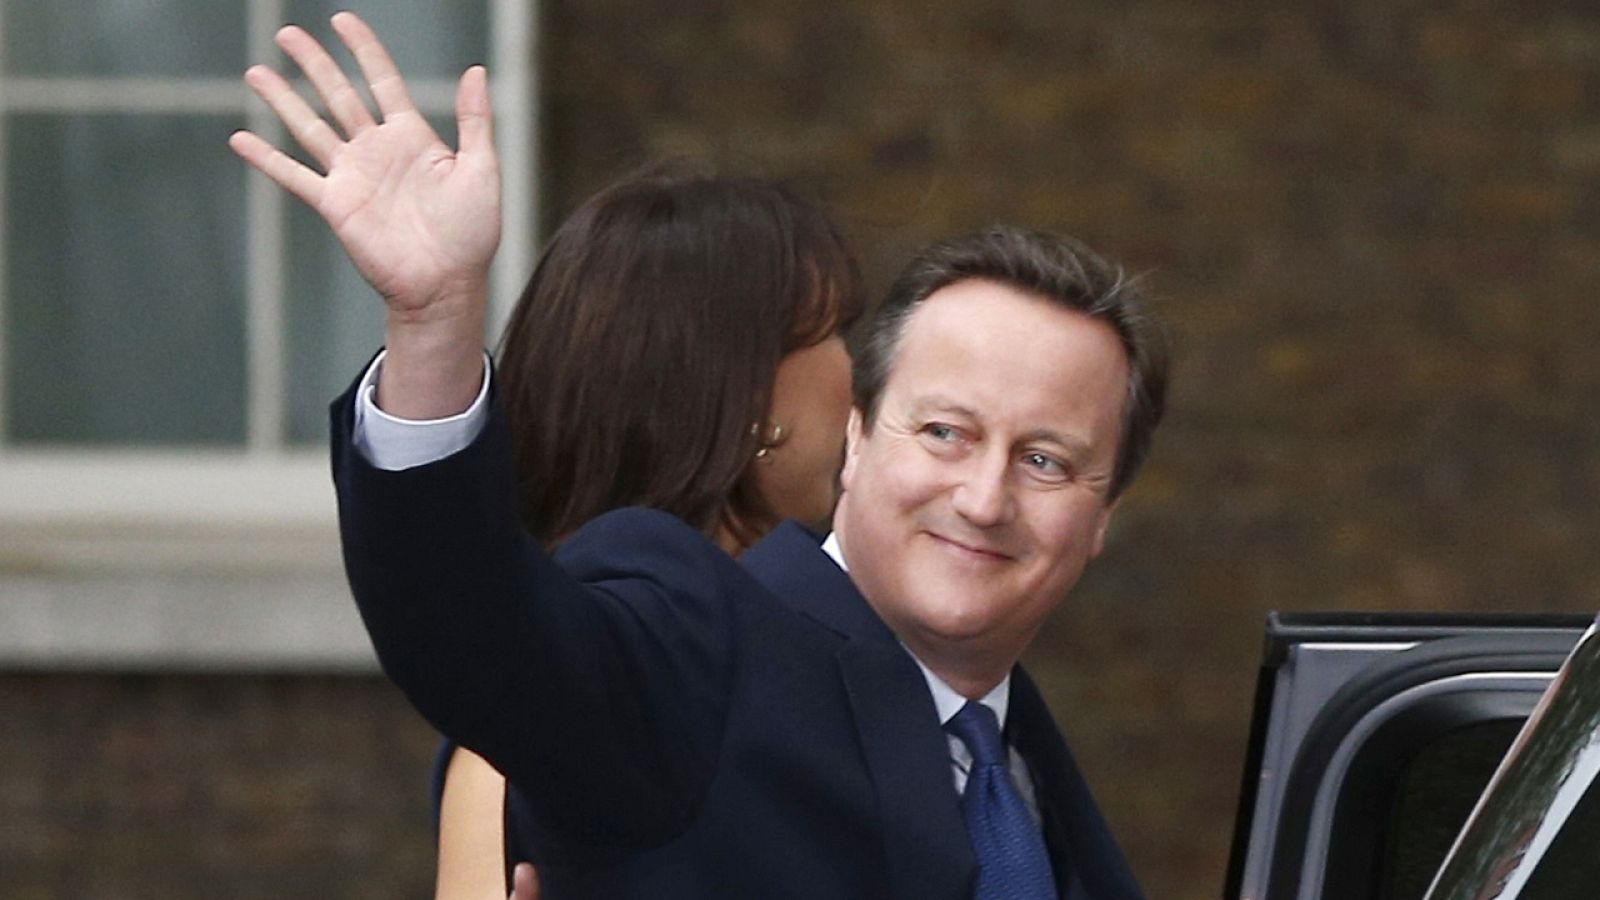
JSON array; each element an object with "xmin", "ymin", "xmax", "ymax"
[{"xmin": 330, "ymin": 371, "xmax": 742, "ymax": 861}]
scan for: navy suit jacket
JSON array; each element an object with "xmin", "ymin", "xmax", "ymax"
[{"xmin": 333, "ymin": 381, "xmax": 1144, "ymax": 900}]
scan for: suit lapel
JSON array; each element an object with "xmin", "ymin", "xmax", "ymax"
[
  {"xmin": 1009, "ymin": 669, "xmax": 1145, "ymax": 900},
  {"xmin": 839, "ymin": 640, "xmax": 976, "ymax": 900},
  {"xmin": 742, "ymin": 523, "xmax": 976, "ymax": 900},
  {"xmin": 742, "ymin": 521, "xmax": 892, "ymax": 639}
]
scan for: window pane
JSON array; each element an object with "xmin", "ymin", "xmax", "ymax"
[
  {"xmin": 1383, "ymin": 719, "xmax": 1523, "ymax": 900},
  {"xmin": 5, "ymin": 114, "xmax": 248, "ymax": 446},
  {"xmin": 282, "ymin": 203, "xmax": 384, "ymax": 446},
  {"xmin": 283, "ymin": 1, "xmax": 488, "ymax": 80},
  {"xmin": 2, "ymin": 0, "xmax": 245, "ymax": 78}
]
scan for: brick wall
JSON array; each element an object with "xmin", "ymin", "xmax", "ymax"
[
  {"xmin": 540, "ymin": 2, "xmax": 1600, "ymax": 896},
  {"xmin": 0, "ymin": 675, "xmax": 438, "ymax": 899}
]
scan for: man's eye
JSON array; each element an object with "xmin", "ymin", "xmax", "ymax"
[
  {"xmin": 924, "ymin": 423, "xmax": 957, "ymax": 441},
  {"xmin": 1022, "ymin": 452, "xmax": 1068, "ymax": 479}
]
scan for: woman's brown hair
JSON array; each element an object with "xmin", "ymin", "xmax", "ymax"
[{"xmin": 497, "ymin": 164, "xmax": 862, "ymax": 550}]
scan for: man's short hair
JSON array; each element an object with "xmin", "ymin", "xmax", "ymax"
[{"xmin": 853, "ymin": 225, "xmax": 1169, "ymax": 499}]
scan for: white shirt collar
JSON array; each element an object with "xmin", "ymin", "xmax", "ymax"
[{"xmin": 820, "ymin": 532, "xmax": 1011, "ymax": 729}]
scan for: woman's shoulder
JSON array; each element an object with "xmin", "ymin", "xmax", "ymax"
[{"xmin": 554, "ymin": 506, "xmax": 757, "ymax": 596}]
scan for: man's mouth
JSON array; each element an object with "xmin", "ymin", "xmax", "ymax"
[{"xmin": 926, "ymin": 531, "xmax": 1013, "ymax": 562}]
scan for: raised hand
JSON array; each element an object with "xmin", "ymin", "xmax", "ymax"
[{"xmin": 230, "ymin": 12, "xmax": 497, "ymax": 417}]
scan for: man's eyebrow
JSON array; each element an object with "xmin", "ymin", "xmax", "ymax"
[
  {"xmin": 907, "ymin": 396, "xmax": 981, "ymax": 420},
  {"xmin": 1021, "ymin": 428, "xmax": 1094, "ymax": 460}
]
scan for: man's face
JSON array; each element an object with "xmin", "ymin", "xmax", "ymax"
[{"xmin": 833, "ymin": 278, "xmax": 1129, "ymax": 690}]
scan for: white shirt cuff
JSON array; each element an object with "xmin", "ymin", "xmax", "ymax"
[{"xmin": 351, "ymin": 349, "xmax": 493, "ymax": 471}]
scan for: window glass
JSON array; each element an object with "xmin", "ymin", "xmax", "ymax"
[
  {"xmin": 2, "ymin": 0, "xmax": 246, "ymax": 78},
  {"xmin": 282, "ymin": 201, "xmax": 384, "ymax": 445},
  {"xmin": 282, "ymin": 1, "xmax": 489, "ymax": 79},
  {"xmin": 1, "ymin": 1, "xmax": 506, "ymax": 453},
  {"xmin": 5, "ymin": 114, "xmax": 248, "ymax": 445},
  {"xmin": 1383, "ymin": 719, "xmax": 1522, "ymax": 900},
  {"xmin": 1518, "ymin": 781, "xmax": 1600, "ymax": 897}
]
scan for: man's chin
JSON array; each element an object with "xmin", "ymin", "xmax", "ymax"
[{"xmin": 902, "ymin": 602, "xmax": 1004, "ymax": 646}]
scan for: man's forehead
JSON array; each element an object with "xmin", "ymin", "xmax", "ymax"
[
  {"xmin": 897, "ymin": 279, "xmax": 1092, "ymax": 348},
  {"xmin": 878, "ymin": 280, "xmax": 1130, "ymax": 443},
  {"xmin": 890, "ymin": 280, "xmax": 1121, "ymax": 375}
]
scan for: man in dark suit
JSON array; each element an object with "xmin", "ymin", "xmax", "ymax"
[
  {"xmin": 334, "ymin": 225, "xmax": 1163, "ymax": 900},
  {"xmin": 233, "ymin": 15, "xmax": 1166, "ymax": 898}
]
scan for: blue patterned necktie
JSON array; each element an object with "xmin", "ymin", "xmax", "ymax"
[{"xmin": 946, "ymin": 700, "xmax": 1058, "ymax": 900}]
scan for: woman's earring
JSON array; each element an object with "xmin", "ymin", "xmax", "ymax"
[{"xmin": 754, "ymin": 422, "xmax": 787, "ymax": 459}]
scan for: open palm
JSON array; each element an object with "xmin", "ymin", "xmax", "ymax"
[{"xmin": 229, "ymin": 12, "xmax": 500, "ymax": 317}]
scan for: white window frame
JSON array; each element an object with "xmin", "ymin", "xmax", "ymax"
[
  {"xmin": 0, "ymin": 1, "xmax": 539, "ymax": 669},
  {"xmin": 0, "ymin": 0, "xmax": 539, "ymax": 565}
]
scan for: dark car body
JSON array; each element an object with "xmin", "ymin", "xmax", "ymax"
[{"xmin": 1226, "ymin": 612, "xmax": 1600, "ymax": 900}]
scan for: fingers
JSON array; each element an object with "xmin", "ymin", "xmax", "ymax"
[
  {"xmin": 242, "ymin": 64, "xmax": 342, "ymax": 168},
  {"xmin": 455, "ymin": 66, "xmax": 496, "ymax": 162},
  {"xmin": 274, "ymin": 22, "xmax": 377, "ymax": 137},
  {"xmin": 227, "ymin": 130, "xmax": 323, "ymax": 208},
  {"xmin": 509, "ymin": 863, "xmax": 539, "ymax": 900},
  {"xmin": 332, "ymin": 11, "xmax": 419, "ymax": 122}
]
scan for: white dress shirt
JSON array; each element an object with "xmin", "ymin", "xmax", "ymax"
[{"xmin": 351, "ymin": 350, "xmax": 492, "ymax": 471}]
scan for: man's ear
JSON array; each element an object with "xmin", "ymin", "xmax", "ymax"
[
  {"xmin": 1089, "ymin": 498, "xmax": 1119, "ymax": 559},
  {"xmin": 838, "ymin": 407, "xmax": 865, "ymax": 492}
]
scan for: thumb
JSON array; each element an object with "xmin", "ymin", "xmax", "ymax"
[{"xmin": 509, "ymin": 862, "xmax": 539, "ymax": 900}]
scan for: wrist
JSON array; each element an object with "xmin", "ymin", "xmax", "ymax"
[
  {"xmin": 382, "ymin": 271, "xmax": 491, "ymax": 326},
  {"xmin": 377, "ymin": 301, "xmax": 488, "ymax": 420}
]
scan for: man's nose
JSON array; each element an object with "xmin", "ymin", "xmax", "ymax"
[{"xmin": 949, "ymin": 451, "xmax": 1014, "ymax": 527}]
